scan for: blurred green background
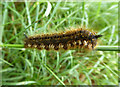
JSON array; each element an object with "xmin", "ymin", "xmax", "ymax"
[{"xmin": 1, "ymin": 1, "xmax": 118, "ymax": 85}]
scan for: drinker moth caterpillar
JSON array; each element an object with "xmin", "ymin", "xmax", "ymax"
[{"xmin": 24, "ymin": 28, "xmax": 102, "ymax": 50}]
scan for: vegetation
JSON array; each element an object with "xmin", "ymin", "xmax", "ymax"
[{"xmin": 0, "ymin": 1, "xmax": 118, "ymax": 85}]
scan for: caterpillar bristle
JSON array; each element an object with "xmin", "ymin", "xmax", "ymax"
[{"xmin": 24, "ymin": 28, "xmax": 102, "ymax": 51}]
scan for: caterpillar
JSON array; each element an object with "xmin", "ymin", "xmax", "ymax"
[{"xmin": 24, "ymin": 28, "xmax": 102, "ymax": 50}]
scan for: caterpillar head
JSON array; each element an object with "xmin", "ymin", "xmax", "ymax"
[{"xmin": 91, "ymin": 35, "xmax": 103, "ymax": 49}]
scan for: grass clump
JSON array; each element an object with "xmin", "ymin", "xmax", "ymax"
[{"xmin": 1, "ymin": 1, "xmax": 118, "ymax": 85}]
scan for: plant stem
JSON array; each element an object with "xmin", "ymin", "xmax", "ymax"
[
  {"xmin": 0, "ymin": 44, "xmax": 24, "ymax": 48},
  {"xmin": 95, "ymin": 46, "xmax": 119, "ymax": 51},
  {"xmin": 0, "ymin": 44, "xmax": 119, "ymax": 51}
]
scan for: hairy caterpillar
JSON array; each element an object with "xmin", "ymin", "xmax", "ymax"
[{"xmin": 24, "ymin": 28, "xmax": 102, "ymax": 50}]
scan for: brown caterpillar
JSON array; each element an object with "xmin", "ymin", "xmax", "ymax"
[{"xmin": 24, "ymin": 28, "xmax": 102, "ymax": 50}]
